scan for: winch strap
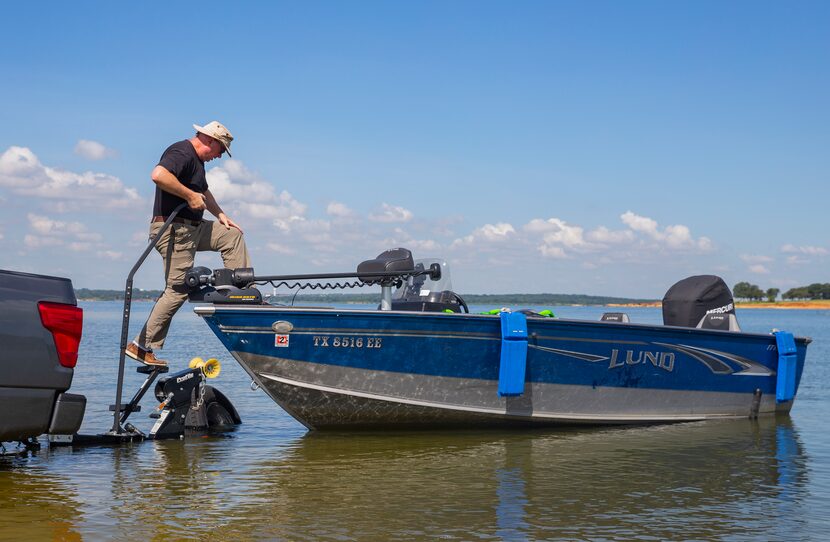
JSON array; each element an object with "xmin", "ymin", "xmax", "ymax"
[
  {"xmin": 498, "ymin": 312, "xmax": 528, "ymax": 397},
  {"xmin": 774, "ymin": 331, "xmax": 797, "ymax": 403}
]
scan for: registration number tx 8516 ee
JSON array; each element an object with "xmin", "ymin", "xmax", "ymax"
[{"xmin": 313, "ymin": 335, "xmax": 383, "ymax": 349}]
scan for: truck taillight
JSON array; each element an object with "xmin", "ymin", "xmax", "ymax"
[{"xmin": 38, "ymin": 301, "xmax": 83, "ymax": 368}]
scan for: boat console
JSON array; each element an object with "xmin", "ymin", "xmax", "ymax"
[{"xmin": 390, "ymin": 258, "xmax": 468, "ymax": 313}]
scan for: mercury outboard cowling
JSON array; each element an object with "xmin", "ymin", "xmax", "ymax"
[{"xmin": 662, "ymin": 275, "xmax": 735, "ymax": 327}]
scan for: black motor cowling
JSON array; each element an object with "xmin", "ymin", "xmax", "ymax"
[{"xmin": 662, "ymin": 275, "xmax": 735, "ymax": 327}]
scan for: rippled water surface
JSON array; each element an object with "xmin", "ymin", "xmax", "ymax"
[{"xmin": 1, "ymin": 302, "xmax": 828, "ymax": 540}]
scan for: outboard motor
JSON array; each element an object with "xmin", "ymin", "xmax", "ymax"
[{"xmin": 662, "ymin": 275, "xmax": 736, "ymax": 328}]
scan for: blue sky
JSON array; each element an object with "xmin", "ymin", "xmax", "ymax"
[{"xmin": 1, "ymin": 1, "xmax": 827, "ymax": 297}]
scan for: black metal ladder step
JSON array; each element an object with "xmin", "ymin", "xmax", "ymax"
[{"xmin": 136, "ymin": 365, "xmax": 169, "ymax": 375}]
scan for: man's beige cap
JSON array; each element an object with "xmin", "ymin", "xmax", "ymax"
[{"xmin": 193, "ymin": 121, "xmax": 234, "ymax": 157}]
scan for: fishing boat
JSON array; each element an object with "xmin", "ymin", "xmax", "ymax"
[{"xmin": 186, "ymin": 249, "xmax": 810, "ymax": 430}]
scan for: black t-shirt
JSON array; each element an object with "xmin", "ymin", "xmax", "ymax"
[{"xmin": 152, "ymin": 140, "xmax": 207, "ymax": 221}]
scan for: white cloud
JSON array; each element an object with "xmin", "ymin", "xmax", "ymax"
[
  {"xmin": 326, "ymin": 201, "xmax": 355, "ymax": 218},
  {"xmin": 748, "ymin": 264, "xmax": 770, "ymax": 274},
  {"xmin": 519, "ymin": 212, "xmax": 712, "ymax": 260},
  {"xmin": 740, "ymin": 254, "xmax": 774, "ymax": 264},
  {"xmin": 377, "ymin": 227, "xmax": 442, "ymax": 255},
  {"xmin": 451, "ymin": 222, "xmax": 515, "ymax": 248},
  {"xmin": 97, "ymin": 250, "xmax": 123, "ymax": 260},
  {"xmin": 0, "ymin": 146, "xmax": 140, "ymax": 209},
  {"xmin": 369, "ymin": 203, "xmax": 413, "ymax": 223},
  {"xmin": 539, "ymin": 245, "xmax": 567, "ymax": 259},
  {"xmin": 74, "ymin": 139, "xmax": 117, "ymax": 160},
  {"xmin": 206, "ymin": 159, "xmax": 307, "ymax": 231},
  {"xmin": 525, "ymin": 218, "xmax": 589, "ymax": 250},
  {"xmin": 781, "ymin": 244, "xmax": 828, "ymax": 256},
  {"xmin": 27, "ymin": 214, "xmax": 101, "ymax": 241},
  {"xmin": 409, "ymin": 239, "xmax": 441, "ymax": 253},
  {"xmin": 266, "ymin": 242, "xmax": 297, "ymax": 255},
  {"xmin": 68, "ymin": 242, "xmax": 94, "ymax": 252},
  {"xmin": 206, "ymin": 160, "xmax": 278, "ymax": 202},
  {"xmin": 586, "ymin": 226, "xmax": 634, "ymax": 245},
  {"xmin": 620, "ymin": 212, "xmax": 659, "ymax": 236},
  {"xmin": 620, "ymin": 211, "xmax": 711, "ymax": 251},
  {"xmin": 24, "ymin": 213, "xmax": 103, "ymax": 252},
  {"xmin": 478, "ymin": 223, "xmax": 515, "ymax": 241},
  {"xmin": 24, "ymin": 234, "xmax": 60, "ymax": 248}
]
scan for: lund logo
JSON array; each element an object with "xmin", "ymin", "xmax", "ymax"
[{"xmin": 609, "ymin": 349, "xmax": 675, "ymax": 372}]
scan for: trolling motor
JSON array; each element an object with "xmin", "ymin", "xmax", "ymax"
[
  {"xmin": 184, "ymin": 248, "xmax": 442, "ymax": 310},
  {"xmin": 185, "ymin": 266, "xmax": 263, "ymax": 304}
]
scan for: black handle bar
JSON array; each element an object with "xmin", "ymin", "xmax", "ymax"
[{"xmin": 110, "ymin": 202, "xmax": 188, "ymax": 434}]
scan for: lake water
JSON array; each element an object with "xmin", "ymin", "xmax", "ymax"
[{"xmin": 1, "ymin": 302, "xmax": 828, "ymax": 540}]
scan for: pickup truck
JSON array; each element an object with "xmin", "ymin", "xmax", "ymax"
[{"xmin": 0, "ymin": 269, "xmax": 86, "ymax": 447}]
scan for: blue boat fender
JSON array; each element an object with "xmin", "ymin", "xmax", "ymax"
[
  {"xmin": 498, "ymin": 311, "xmax": 528, "ymax": 397},
  {"xmin": 774, "ymin": 331, "xmax": 797, "ymax": 403}
]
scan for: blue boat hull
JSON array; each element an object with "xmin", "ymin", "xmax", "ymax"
[{"xmin": 194, "ymin": 306, "xmax": 809, "ymax": 430}]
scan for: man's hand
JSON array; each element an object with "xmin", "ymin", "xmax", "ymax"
[
  {"xmin": 151, "ymin": 166, "xmax": 207, "ymax": 212},
  {"xmin": 187, "ymin": 192, "xmax": 207, "ymax": 211},
  {"xmin": 218, "ymin": 212, "xmax": 243, "ymax": 233}
]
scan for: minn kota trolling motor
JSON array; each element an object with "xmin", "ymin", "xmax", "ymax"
[{"xmin": 66, "ymin": 203, "xmax": 241, "ymax": 446}]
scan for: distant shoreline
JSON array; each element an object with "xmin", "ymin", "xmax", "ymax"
[
  {"xmin": 610, "ymin": 300, "xmax": 830, "ymax": 310},
  {"xmin": 77, "ymin": 296, "xmax": 830, "ymax": 309}
]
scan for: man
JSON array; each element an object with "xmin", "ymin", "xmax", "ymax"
[{"xmin": 126, "ymin": 121, "xmax": 250, "ymax": 366}]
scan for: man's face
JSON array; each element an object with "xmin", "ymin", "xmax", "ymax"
[{"xmin": 206, "ymin": 138, "xmax": 225, "ymax": 161}]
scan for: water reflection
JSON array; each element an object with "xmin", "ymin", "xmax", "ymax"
[
  {"xmin": 0, "ymin": 453, "xmax": 84, "ymax": 540},
  {"xmin": 186, "ymin": 418, "xmax": 806, "ymax": 540},
  {"xmin": 0, "ymin": 411, "xmax": 812, "ymax": 540}
]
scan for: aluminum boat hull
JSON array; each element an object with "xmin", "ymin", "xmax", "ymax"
[{"xmin": 194, "ymin": 306, "xmax": 809, "ymax": 430}]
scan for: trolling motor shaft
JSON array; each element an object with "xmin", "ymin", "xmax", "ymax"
[{"xmin": 184, "ymin": 248, "xmax": 442, "ymax": 308}]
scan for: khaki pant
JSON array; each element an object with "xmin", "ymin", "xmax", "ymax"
[{"xmin": 135, "ymin": 220, "xmax": 250, "ymax": 351}]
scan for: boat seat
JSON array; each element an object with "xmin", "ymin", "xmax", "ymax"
[
  {"xmin": 697, "ymin": 313, "xmax": 741, "ymax": 332},
  {"xmin": 600, "ymin": 312, "xmax": 630, "ymax": 323}
]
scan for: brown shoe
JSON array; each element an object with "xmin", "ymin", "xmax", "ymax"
[{"xmin": 125, "ymin": 342, "xmax": 168, "ymax": 367}]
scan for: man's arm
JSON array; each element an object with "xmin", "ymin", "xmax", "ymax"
[
  {"xmin": 204, "ymin": 189, "xmax": 243, "ymax": 233},
  {"xmin": 151, "ymin": 165, "xmax": 206, "ymax": 211}
]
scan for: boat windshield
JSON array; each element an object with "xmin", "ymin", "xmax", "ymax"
[{"xmin": 393, "ymin": 258, "xmax": 454, "ymax": 300}]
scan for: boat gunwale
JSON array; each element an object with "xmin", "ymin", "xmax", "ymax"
[{"xmin": 192, "ymin": 304, "xmax": 812, "ymax": 344}]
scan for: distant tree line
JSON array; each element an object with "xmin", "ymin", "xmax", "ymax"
[
  {"xmin": 733, "ymin": 282, "xmax": 830, "ymax": 302},
  {"xmin": 75, "ymin": 288, "xmax": 163, "ymax": 301},
  {"xmin": 781, "ymin": 283, "xmax": 830, "ymax": 301}
]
